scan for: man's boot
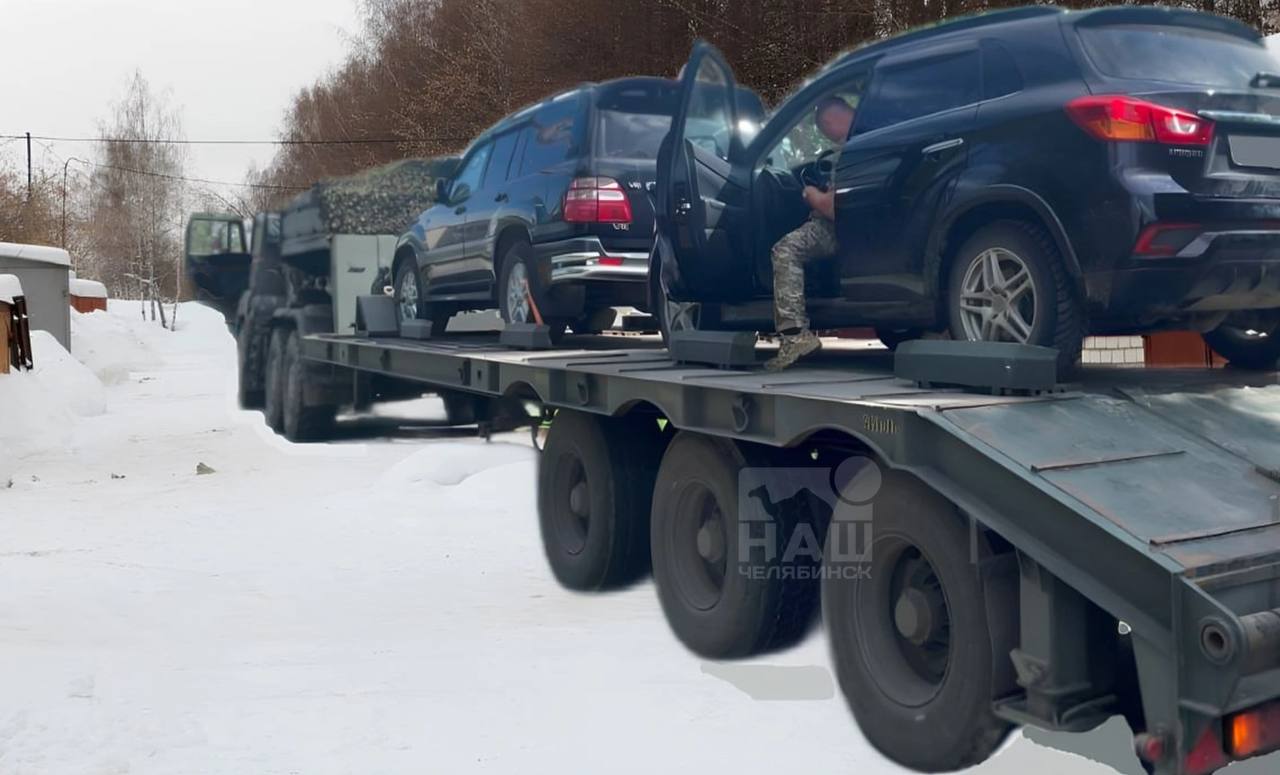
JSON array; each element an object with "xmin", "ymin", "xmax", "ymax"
[{"xmin": 764, "ymin": 329, "xmax": 822, "ymax": 371}]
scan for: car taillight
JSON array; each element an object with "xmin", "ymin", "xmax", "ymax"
[
  {"xmin": 564, "ymin": 177, "xmax": 633, "ymax": 224},
  {"xmin": 1066, "ymin": 96, "xmax": 1214, "ymax": 146},
  {"xmin": 1228, "ymin": 700, "xmax": 1280, "ymax": 761},
  {"xmin": 1133, "ymin": 222, "xmax": 1203, "ymax": 257}
]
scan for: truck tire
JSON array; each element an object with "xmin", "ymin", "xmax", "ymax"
[
  {"xmin": 537, "ymin": 410, "xmax": 666, "ymax": 590},
  {"xmin": 650, "ymin": 432, "xmax": 821, "ymax": 659},
  {"xmin": 281, "ymin": 329, "xmax": 336, "ymax": 442},
  {"xmin": 236, "ymin": 319, "xmax": 265, "ymax": 409},
  {"xmin": 263, "ymin": 326, "xmax": 289, "ymax": 432},
  {"xmin": 823, "ymin": 469, "xmax": 1013, "ymax": 772},
  {"xmin": 947, "ymin": 220, "xmax": 1083, "ymax": 374},
  {"xmin": 875, "ymin": 328, "xmax": 922, "ymax": 352}
]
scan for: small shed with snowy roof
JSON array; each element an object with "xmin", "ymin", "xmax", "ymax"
[{"xmin": 0, "ymin": 242, "xmax": 71, "ymax": 349}]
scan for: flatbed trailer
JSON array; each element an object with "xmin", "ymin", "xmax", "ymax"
[{"xmin": 304, "ymin": 329, "xmax": 1280, "ymax": 775}]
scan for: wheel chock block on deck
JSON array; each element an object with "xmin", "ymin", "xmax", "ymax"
[
  {"xmin": 500, "ymin": 323, "xmax": 556, "ymax": 350},
  {"xmin": 895, "ymin": 339, "xmax": 1058, "ymax": 392},
  {"xmin": 355, "ymin": 295, "xmax": 399, "ymax": 338},
  {"xmin": 669, "ymin": 330, "xmax": 758, "ymax": 368},
  {"xmin": 399, "ymin": 319, "xmax": 435, "ymax": 341}
]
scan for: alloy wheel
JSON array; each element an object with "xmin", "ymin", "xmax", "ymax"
[
  {"xmin": 397, "ymin": 269, "xmax": 420, "ymax": 323},
  {"xmin": 506, "ymin": 261, "xmax": 531, "ymax": 324},
  {"xmin": 958, "ymin": 248, "xmax": 1037, "ymax": 344}
]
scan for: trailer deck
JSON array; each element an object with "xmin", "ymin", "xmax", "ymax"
[{"xmin": 304, "ymin": 330, "xmax": 1280, "ymax": 773}]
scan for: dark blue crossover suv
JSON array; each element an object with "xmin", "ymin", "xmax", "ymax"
[{"xmin": 653, "ymin": 6, "xmax": 1280, "ymax": 369}]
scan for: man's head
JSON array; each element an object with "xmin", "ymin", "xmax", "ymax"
[{"xmin": 815, "ymin": 96, "xmax": 856, "ymax": 144}]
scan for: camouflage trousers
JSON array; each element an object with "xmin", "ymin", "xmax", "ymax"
[{"xmin": 772, "ymin": 216, "xmax": 837, "ymax": 333}]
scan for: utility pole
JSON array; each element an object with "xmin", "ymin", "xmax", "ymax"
[{"xmin": 25, "ymin": 132, "xmax": 32, "ymax": 200}]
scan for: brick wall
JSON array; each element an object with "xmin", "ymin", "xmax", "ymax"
[{"xmin": 1081, "ymin": 336, "xmax": 1145, "ymax": 366}]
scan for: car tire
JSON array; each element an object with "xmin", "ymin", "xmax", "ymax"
[
  {"xmin": 393, "ymin": 259, "xmax": 424, "ymax": 326},
  {"xmin": 823, "ymin": 469, "xmax": 1015, "ymax": 772},
  {"xmin": 875, "ymin": 328, "xmax": 922, "ymax": 352},
  {"xmin": 1204, "ymin": 313, "xmax": 1280, "ymax": 369},
  {"xmin": 263, "ymin": 326, "xmax": 289, "ymax": 432},
  {"xmin": 498, "ymin": 240, "xmax": 565, "ymax": 342},
  {"xmin": 650, "ymin": 432, "xmax": 822, "ymax": 659},
  {"xmin": 236, "ymin": 318, "xmax": 265, "ymax": 409},
  {"xmin": 537, "ymin": 410, "xmax": 667, "ymax": 590},
  {"xmin": 281, "ymin": 329, "xmax": 336, "ymax": 442},
  {"xmin": 947, "ymin": 220, "xmax": 1083, "ymax": 373}
]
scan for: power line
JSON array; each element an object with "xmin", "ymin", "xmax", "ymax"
[
  {"xmin": 89, "ymin": 161, "xmax": 308, "ymax": 191},
  {"xmin": 2, "ymin": 133, "xmax": 468, "ymax": 146}
]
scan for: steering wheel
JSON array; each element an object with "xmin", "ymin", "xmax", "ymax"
[{"xmin": 799, "ymin": 149, "xmax": 837, "ymax": 191}]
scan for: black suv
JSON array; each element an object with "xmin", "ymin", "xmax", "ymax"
[
  {"xmin": 394, "ymin": 77, "xmax": 680, "ymax": 336},
  {"xmin": 654, "ymin": 6, "xmax": 1280, "ymax": 369}
]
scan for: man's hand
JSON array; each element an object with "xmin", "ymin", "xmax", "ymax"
[{"xmin": 803, "ymin": 185, "xmax": 836, "ymax": 221}]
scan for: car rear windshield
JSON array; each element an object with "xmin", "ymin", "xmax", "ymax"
[
  {"xmin": 594, "ymin": 110, "xmax": 671, "ymax": 159},
  {"xmin": 1078, "ymin": 24, "xmax": 1279, "ymax": 88}
]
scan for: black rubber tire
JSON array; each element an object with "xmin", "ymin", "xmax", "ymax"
[
  {"xmin": 393, "ymin": 259, "xmax": 424, "ymax": 325},
  {"xmin": 875, "ymin": 328, "xmax": 922, "ymax": 352},
  {"xmin": 1203, "ymin": 315, "xmax": 1280, "ymax": 369},
  {"xmin": 650, "ymin": 432, "xmax": 822, "ymax": 659},
  {"xmin": 263, "ymin": 326, "xmax": 289, "ymax": 433},
  {"xmin": 440, "ymin": 391, "xmax": 476, "ymax": 426},
  {"xmin": 947, "ymin": 220, "xmax": 1083, "ymax": 374},
  {"xmin": 281, "ymin": 330, "xmax": 336, "ymax": 442},
  {"xmin": 498, "ymin": 240, "xmax": 566, "ymax": 343},
  {"xmin": 537, "ymin": 410, "xmax": 667, "ymax": 590},
  {"xmin": 823, "ymin": 469, "xmax": 1013, "ymax": 772},
  {"xmin": 236, "ymin": 319, "xmax": 265, "ymax": 409}
]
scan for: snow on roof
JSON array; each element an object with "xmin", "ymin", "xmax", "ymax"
[
  {"xmin": 0, "ymin": 273, "xmax": 23, "ymax": 304},
  {"xmin": 0, "ymin": 242, "xmax": 71, "ymax": 267},
  {"xmin": 69, "ymin": 278, "xmax": 108, "ymax": 299}
]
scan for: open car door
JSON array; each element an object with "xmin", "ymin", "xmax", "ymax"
[
  {"xmin": 660, "ymin": 42, "xmax": 754, "ymax": 302},
  {"xmin": 184, "ymin": 212, "xmax": 251, "ymax": 320}
]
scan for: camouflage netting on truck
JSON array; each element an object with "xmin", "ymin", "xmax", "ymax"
[{"xmin": 285, "ymin": 156, "xmax": 460, "ymax": 237}]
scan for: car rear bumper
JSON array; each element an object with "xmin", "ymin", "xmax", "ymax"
[
  {"xmin": 538, "ymin": 238, "xmax": 650, "ymax": 284},
  {"xmin": 1099, "ymin": 228, "xmax": 1280, "ymax": 320}
]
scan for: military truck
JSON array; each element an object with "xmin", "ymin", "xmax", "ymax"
[{"xmin": 185, "ymin": 157, "xmax": 484, "ymax": 441}]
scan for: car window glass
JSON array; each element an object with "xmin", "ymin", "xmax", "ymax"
[
  {"xmin": 856, "ymin": 50, "xmax": 982, "ymax": 134},
  {"xmin": 683, "ymin": 56, "xmax": 734, "ymax": 161},
  {"xmin": 1078, "ymin": 24, "xmax": 1280, "ymax": 88},
  {"xmin": 764, "ymin": 80, "xmax": 866, "ymax": 171},
  {"xmin": 452, "ymin": 143, "xmax": 492, "ymax": 201},
  {"xmin": 982, "ymin": 41, "xmax": 1023, "ymax": 100},
  {"xmin": 483, "ymin": 130, "xmax": 520, "ymax": 190},
  {"xmin": 520, "ymin": 99, "xmax": 578, "ymax": 176}
]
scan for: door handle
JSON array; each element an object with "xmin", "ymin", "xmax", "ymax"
[
  {"xmin": 921, "ymin": 138, "xmax": 964, "ymax": 156},
  {"xmin": 494, "ymin": 192, "xmax": 509, "ymax": 203}
]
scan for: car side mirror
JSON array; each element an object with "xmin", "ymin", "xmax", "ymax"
[
  {"xmin": 435, "ymin": 178, "xmax": 450, "ymax": 203},
  {"xmin": 452, "ymin": 183, "xmax": 471, "ymax": 203}
]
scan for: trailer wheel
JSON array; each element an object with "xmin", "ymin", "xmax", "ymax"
[
  {"xmin": 651, "ymin": 432, "xmax": 821, "ymax": 659},
  {"xmin": 263, "ymin": 326, "xmax": 289, "ymax": 432},
  {"xmin": 537, "ymin": 410, "xmax": 665, "ymax": 590},
  {"xmin": 281, "ymin": 330, "xmax": 336, "ymax": 442},
  {"xmin": 823, "ymin": 470, "xmax": 1012, "ymax": 771}
]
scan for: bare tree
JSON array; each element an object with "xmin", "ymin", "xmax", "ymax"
[{"xmin": 84, "ymin": 71, "xmax": 189, "ymax": 319}]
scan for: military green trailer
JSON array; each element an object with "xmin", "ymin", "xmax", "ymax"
[{"xmin": 295, "ymin": 318, "xmax": 1280, "ymax": 775}]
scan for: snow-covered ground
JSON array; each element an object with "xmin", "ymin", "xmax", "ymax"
[{"xmin": 0, "ymin": 302, "xmax": 1245, "ymax": 775}]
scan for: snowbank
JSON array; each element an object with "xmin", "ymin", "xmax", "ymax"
[
  {"xmin": 69, "ymin": 277, "xmax": 108, "ymax": 299},
  {"xmin": 0, "ymin": 241, "xmax": 70, "ymax": 267},
  {"xmin": 29, "ymin": 330, "xmax": 107, "ymax": 417},
  {"xmin": 71, "ymin": 308, "xmax": 160, "ymax": 384},
  {"xmin": 0, "ymin": 273, "xmax": 22, "ymax": 304}
]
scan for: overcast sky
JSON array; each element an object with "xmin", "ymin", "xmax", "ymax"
[{"xmin": 2, "ymin": 0, "xmax": 362, "ymax": 192}]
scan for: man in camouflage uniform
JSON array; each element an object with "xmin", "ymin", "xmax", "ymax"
[{"xmin": 765, "ymin": 97, "xmax": 857, "ymax": 371}]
